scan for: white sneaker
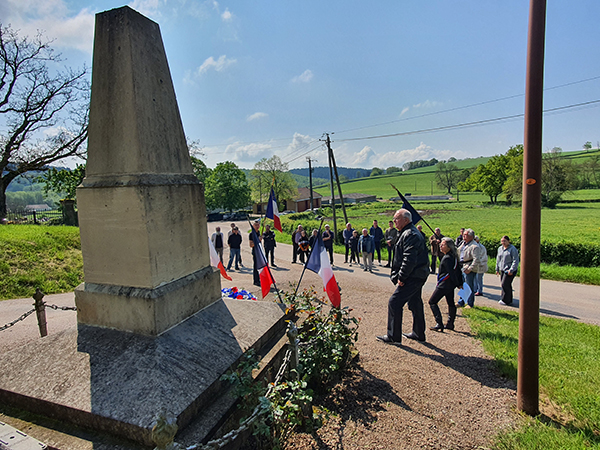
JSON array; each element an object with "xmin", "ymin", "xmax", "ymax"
[{"xmin": 498, "ymin": 300, "xmax": 508, "ymax": 306}]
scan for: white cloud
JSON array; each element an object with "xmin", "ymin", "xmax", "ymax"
[
  {"xmin": 413, "ymin": 100, "xmax": 442, "ymax": 109},
  {"xmin": 291, "ymin": 69, "xmax": 314, "ymax": 83},
  {"xmin": 247, "ymin": 112, "xmax": 268, "ymax": 122},
  {"xmin": 350, "ymin": 146, "xmax": 376, "ymax": 166},
  {"xmin": 221, "ymin": 8, "xmax": 232, "ymax": 21},
  {"xmin": 367, "ymin": 143, "xmax": 459, "ymax": 168},
  {"xmin": 196, "ymin": 55, "xmax": 237, "ymax": 75},
  {"xmin": 228, "ymin": 141, "xmax": 274, "ymax": 163},
  {"xmin": 0, "ymin": 0, "xmax": 95, "ymax": 54},
  {"xmin": 400, "ymin": 107, "xmax": 410, "ymax": 117}
]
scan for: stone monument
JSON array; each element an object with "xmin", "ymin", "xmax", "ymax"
[{"xmin": 75, "ymin": 5, "xmax": 220, "ymax": 335}]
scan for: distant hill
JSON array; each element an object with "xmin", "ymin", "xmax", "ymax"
[{"xmin": 289, "ymin": 166, "xmax": 370, "ymax": 181}]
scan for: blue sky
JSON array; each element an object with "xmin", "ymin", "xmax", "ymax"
[{"xmin": 3, "ymin": 0, "xmax": 600, "ymax": 170}]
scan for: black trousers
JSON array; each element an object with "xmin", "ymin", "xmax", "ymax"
[
  {"xmin": 265, "ymin": 247, "xmax": 275, "ymax": 265},
  {"xmin": 325, "ymin": 246, "xmax": 333, "ymax": 264},
  {"xmin": 500, "ymin": 271, "xmax": 515, "ymax": 304},
  {"xmin": 252, "ymin": 248, "xmax": 260, "ymax": 285},
  {"xmin": 292, "ymin": 243, "xmax": 299, "ymax": 263},
  {"xmin": 387, "ymin": 277, "xmax": 427, "ymax": 342},
  {"xmin": 374, "ymin": 241, "xmax": 381, "ymax": 262},
  {"xmin": 345, "ymin": 243, "xmax": 351, "ymax": 262},
  {"xmin": 430, "ymin": 254, "xmax": 442, "ymax": 273},
  {"xmin": 428, "ymin": 286, "xmax": 457, "ymax": 325},
  {"xmin": 387, "ymin": 245, "xmax": 394, "ymax": 265}
]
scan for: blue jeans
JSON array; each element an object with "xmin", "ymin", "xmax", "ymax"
[
  {"xmin": 474, "ymin": 272, "xmax": 484, "ymax": 294},
  {"xmin": 227, "ymin": 248, "xmax": 241, "ymax": 270},
  {"xmin": 464, "ymin": 271, "xmax": 477, "ymax": 307}
]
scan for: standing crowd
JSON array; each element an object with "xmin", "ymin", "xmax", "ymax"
[{"xmin": 211, "ymin": 212, "xmax": 520, "ymax": 345}]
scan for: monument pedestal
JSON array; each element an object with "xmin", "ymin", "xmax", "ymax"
[{"xmin": 0, "ymin": 299, "xmax": 288, "ymax": 447}]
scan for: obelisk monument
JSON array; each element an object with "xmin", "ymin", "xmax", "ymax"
[{"xmin": 75, "ymin": 6, "xmax": 221, "ymax": 335}]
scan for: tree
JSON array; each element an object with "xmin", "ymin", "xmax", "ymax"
[
  {"xmin": 434, "ymin": 161, "xmax": 460, "ymax": 194},
  {"xmin": 0, "ymin": 25, "xmax": 89, "ymax": 218},
  {"xmin": 38, "ymin": 164, "xmax": 86, "ymax": 200},
  {"xmin": 502, "ymin": 145, "xmax": 524, "ymax": 204},
  {"xmin": 205, "ymin": 161, "xmax": 250, "ymax": 211},
  {"xmin": 541, "ymin": 147, "xmax": 577, "ymax": 208},
  {"xmin": 370, "ymin": 167, "xmax": 384, "ymax": 177},
  {"xmin": 250, "ymin": 155, "xmax": 297, "ymax": 207},
  {"xmin": 386, "ymin": 166, "xmax": 401, "ymax": 174},
  {"xmin": 583, "ymin": 141, "xmax": 593, "ymax": 152},
  {"xmin": 190, "ymin": 156, "xmax": 211, "ymax": 184},
  {"xmin": 459, "ymin": 145, "xmax": 523, "ymax": 203}
]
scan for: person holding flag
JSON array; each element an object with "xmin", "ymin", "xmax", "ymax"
[
  {"xmin": 249, "ymin": 219, "xmax": 275, "ymax": 297},
  {"xmin": 305, "ymin": 231, "xmax": 341, "ymax": 308},
  {"xmin": 377, "ymin": 208, "xmax": 429, "ymax": 345},
  {"xmin": 265, "ymin": 187, "xmax": 282, "ymax": 232},
  {"xmin": 208, "ymin": 235, "xmax": 232, "ymax": 281}
]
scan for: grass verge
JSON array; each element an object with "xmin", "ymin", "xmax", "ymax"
[
  {"xmin": 464, "ymin": 307, "xmax": 600, "ymax": 449},
  {"xmin": 0, "ymin": 225, "xmax": 83, "ymax": 300}
]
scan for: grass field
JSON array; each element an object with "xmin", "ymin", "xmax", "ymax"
[
  {"xmin": 0, "ymin": 225, "xmax": 83, "ymax": 300},
  {"xmin": 465, "ymin": 307, "xmax": 600, "ymax": 449}
]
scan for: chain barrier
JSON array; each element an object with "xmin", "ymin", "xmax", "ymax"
[
  {"xmin": 0, "ymin": 308, "xmax": 36, "ymax": 332},
  {"xmin": 0, "ymin": 301, "xmax": 77, "ymax": 333},
  {"xmin": 44, "ymin": 304, "xmax": 78, "ymax": 311}
]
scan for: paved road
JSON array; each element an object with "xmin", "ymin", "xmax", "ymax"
[{"xmin": 1, "ymin": 220, "xmax": 598, "ymax": 354}]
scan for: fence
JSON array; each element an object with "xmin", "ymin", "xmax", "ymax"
[{"xmin": 5, "ymin": 208, "xmax": 63, "ymax": 224}]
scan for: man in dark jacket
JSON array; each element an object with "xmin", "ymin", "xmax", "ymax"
[{"xmin": 377, "ymin": 208, "xmax": 430, "ymax": 344}]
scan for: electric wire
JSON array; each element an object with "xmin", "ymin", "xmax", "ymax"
[
  {"xmin": 333, "ymin": 75, "xmax": 600, "ymax": 135},
  {"xmin": 335, "ymin": 99, "xmax": 600, "ymax": 143}
]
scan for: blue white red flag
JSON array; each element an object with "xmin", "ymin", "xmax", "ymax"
[
  {"xmin": 265, "ymin": 187, "xmax": 282, "ymax": 232},
  {"xmin": 305, "ymin": 235, "xmax": 341, "ymax": 308},
  {"xmin": 250, "ymin": 227, "xmax": 274, "ymax": 297},
  {"xmin": 208, "ymin": 236, "xmax": 232, "ymax": 281}
]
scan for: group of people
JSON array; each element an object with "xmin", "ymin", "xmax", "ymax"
[
  {"xmin": 377, "ymin": 210, "xmax": 521, "ymax": 345},
  {"xmin": 211, "ymin": 214, "xmax": 521, "ymax": 344}
]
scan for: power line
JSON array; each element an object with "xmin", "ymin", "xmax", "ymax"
[
  {"xmin": 335, "ymin": 99, "xmax": 600, "ymax": 143},
  {"xmin": 333, "ymin": 75, "xmax": 600, "ymax": 135}
]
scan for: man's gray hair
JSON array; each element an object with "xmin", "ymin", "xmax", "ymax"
[
  {"xmin": 465, "ymin": 228, "xmax": 475, "ymax": 238},
  {"xmin": 396, "ymin": 209, "xmax": 412, "ymax": 222}
]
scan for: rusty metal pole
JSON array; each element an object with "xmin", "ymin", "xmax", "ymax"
[
  {"xmin": 518, "ymin": 0, "xmax": 546, "ymax": 416},
  {"xmin": 33, "ymin": 288, "xmax": 48, "ymax": 337}
]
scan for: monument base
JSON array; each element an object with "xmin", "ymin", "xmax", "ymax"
[
  {"xmin": 75, "ymin": 266, "xmax": 221, "ymax": 336},
  {"xmin": 0, "ymin": 298, "xmax": 288, "ymax": 447}
]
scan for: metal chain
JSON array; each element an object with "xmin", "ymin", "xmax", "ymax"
[
  {"xmin": 0, "ymin": 308, "xmax": 36, "ymax": 332},
  {"xmin": 45, "ymin": 304, "xmax": 78, "ymax": 311}
]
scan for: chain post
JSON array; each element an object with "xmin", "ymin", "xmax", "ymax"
[
  {"xmin": 286, "ymin": 321, "xmax": 299, "ymax": 377},
  {"xmin": 33, "ymin": 288, "xmax": 47, "ymax": 337}
]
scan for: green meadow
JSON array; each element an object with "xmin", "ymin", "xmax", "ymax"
[{"xmin": 466, "ymin": 307, "xmax": 600, "ymax": 449}]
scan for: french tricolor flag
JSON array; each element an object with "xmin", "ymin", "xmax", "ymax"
[
  {"xmin": 265, "ymin": 187, "xmax": 282, "ymax": 232},
  {"xmin": 306, "ymin": 234, "xmax": 341, "ymax": 308},
  {"xmin": 250, "ymin": 227, "xmax": 274, "ymax": 298},
  {"xmin": 208, "ymin": 236, "xmax": 232, "ymax": 281}
]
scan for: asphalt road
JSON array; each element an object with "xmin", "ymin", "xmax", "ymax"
[{"xmin": 1, "ymin": 219, "xmax": 598, "ymax": 354}]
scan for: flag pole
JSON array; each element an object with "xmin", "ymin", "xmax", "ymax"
[
  {"xmin": 246, "ymin": 216, "xmax": 284, "ymax": 303},
  {"xmin": 390, "ymin": 184, "xmax": 436, "ymax": 235},
  {"xmin": 290, "ymin": 217, "xmax": 325, "ymax": 303}
]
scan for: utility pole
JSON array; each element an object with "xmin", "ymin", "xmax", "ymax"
[
  {"xmin": 326, "ymin": 134, "xmax": 349, "ymax": 228},
  {"xmin": 325, "ymin": 136, "xmax": 338, "ymax": 243},
  {"xmin": 306, "ymin": 157, "xmax": 315, "ymax": 210},
  {"xmin": 518, "ymin": 0, "xmax": 546, "ymax": 416}
]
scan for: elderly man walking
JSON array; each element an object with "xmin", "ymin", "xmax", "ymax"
[{"xmin": 377, "ymin": 208, "xmax": 430, "ymax": 344}]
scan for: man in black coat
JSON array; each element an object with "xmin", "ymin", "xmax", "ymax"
[{"xmin": 377, "ymin": 208, "xmax": 430, "ymax": 344}]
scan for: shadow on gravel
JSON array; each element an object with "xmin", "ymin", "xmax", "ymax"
[
  {"xmin": 402, "ymin": 342, "xmax": 515, "ymax": 390},
  {"xmin": 321, "ymin": 363, "xmax": 412, "ymax": 428}
]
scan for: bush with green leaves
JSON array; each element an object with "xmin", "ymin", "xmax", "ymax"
[{"xmin": 220, "ymin": 287, "xmax": 359, "ymax": 449}]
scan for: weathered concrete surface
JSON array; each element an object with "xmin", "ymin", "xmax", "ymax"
[
  {"xmin": 0, "ymin": 298, "xmax": 287, "ymax": 447},
  {"xmin": 76, "ymin": 6, "xmax": 220, "ymax": 335}
]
